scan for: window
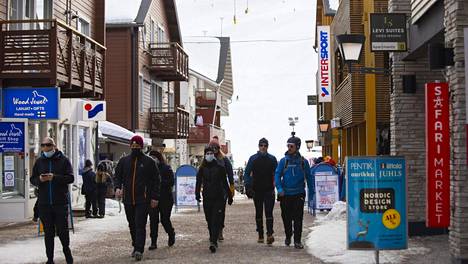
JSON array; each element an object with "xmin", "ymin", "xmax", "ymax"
[
  {"xmin": 139, "ymin": 75, "xmax": 144, "ymax": 112},
  {"xmin": 151, "ymin": 82, "xmax": 163, "ymax": 110},
  {"xmin": 157, "ymin": 25, "xmax": 165, "ymax": 43},
  {"xmin": 77, "ymin": 18, "xmax": 90, "ymax": 36},
  {"xmin": 168, "ymin": 92, "xmax": 174, "ymax": 109},
  {"xmin": 78, "ymin": 127, "xmax": 88, "ymax": 172},
  {"xmin": 9, "ymin": 0, "xmax": 52, "ymax": 29},
  {"xmin": 150, "ymin": 19, "xmax": 155, "ymax": 44},
  {"xmin": 141, "ymin": 25, "xmax": 147, "ymax": 48}
]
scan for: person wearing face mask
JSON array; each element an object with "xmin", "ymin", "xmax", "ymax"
[
  {"xmin": 244, "ymin": 138, "xmax": 278, "ymax": 244},
  {"xmin": 30, "ymin": 137, "xmax": 74, "ymax": 264},
  {"xmin": 147, "ymin": 150, "xmax": 176, "ymax": 250},
  {"xmin": 275, "ymin": 132, "xmax": 313, "ymax": 249},
  {"xmin": 114, "ymin": 135, "xmax": 161, "ymax": 261},
  {"xmin": 195, "ymin": 146, "xmax": 232, "ymax": 253}
]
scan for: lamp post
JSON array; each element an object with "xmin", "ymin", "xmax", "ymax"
[
  {"xmin": 318, "ymin": 120, "xmax": 330, "ymax": 134},
  {"xmin": 288, "ymin": 117, "xmax": 299, "ymax": 132},
  {"xmin": 305, "ymin": 140, "xmax": 315, "ymax": 152}
]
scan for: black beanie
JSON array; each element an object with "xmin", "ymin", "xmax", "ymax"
[
  {"xmin": 259, "ymin": 138, "xmax": 269, "ymax": 146},
  {"xmin": 204, "ymin": 146, "xmax": 214, "ymax": 154}
]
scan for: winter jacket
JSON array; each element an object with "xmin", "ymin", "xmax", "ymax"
[
  {"xmin": 158, "ymin": 163, "xmax": 175, "ymax": 200},
  {"xmin": 196, "ymin": 160, "xmax": 230, "ymax": 201},
  {"xmin": 114, "ymin": 152, "xmax": 161, "ymax": 205},
  {"xmin": 217, "ymin": 156, "xmax": 234, "ymax": 185},
  {"xmin": 244, "ymin": 152, "xmax": 278, "ymax": 192},
  {"xmin": 30, "ymin": 150, "xmax": 74, "ymax": 205},
  {"xmin": 96, "ymin": 171, "xmax": 111, "ymax": 194},
  {"xmin": 81, "ymin": 167, "xmax": 96, "ymax": 195},
  {"xmin": 274, "ymin": 152, "xmax": 314, "ymax": 196}
]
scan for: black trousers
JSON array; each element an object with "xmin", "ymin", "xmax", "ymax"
[
  {"xmin": 33, "ymin": 199, "xmax": 39, "ymax": 219},
  {"xmin": 203, "ymin": 199, "xmax": 225, "ymax": 244},
  {"xmin": 84, "ymin": 193, "xmax": 97, "ymax": 216},
  {"xmin": 149, "ymin": 197, "xmax": 175, "ymax": 243},
  {"xmin": 38, "ymin": 204, "xmax": 72, "ymax": 263},
  {"xmin": 253, "ymin": 190, "xmax": 275, "ymax": 236},
  {"xmin": 96, "ymin": 188, "xmax": 106, "ymax": 216},
  {"xmin": 220, "ymin": 197, "xmax": 227, "ymax": 231},
  {"xmin": 124, "ymin": 203, "xmax": 149, "ymax": 253},
  {"xmin": 280, "ymin": 194, "xmax": 305, "ymax": 243}
]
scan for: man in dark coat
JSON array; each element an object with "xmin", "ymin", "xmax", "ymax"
[
  {"xmin": 30, "ymin": 137, "xmax": 74, "ymax": 264},
  {"xmin": 114, "ymin": 135, "xmax": 161, "ymax": 261},
  {"xmin": 81, "ymin": 159, "xmax": 97, "ymax": 218},
  {"xmin": 244, "ymin": 138, "xmax": 278, "ymax": 244}
]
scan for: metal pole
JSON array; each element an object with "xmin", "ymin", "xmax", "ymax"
[{"xmin": 375, "ymin": 250, "xmax": 379, "ymax": 264}]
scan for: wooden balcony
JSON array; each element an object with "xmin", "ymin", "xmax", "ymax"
[
  {"xmin": 188, "ymin": 124, "xmax": 225, "ymax": 145},
  {"xmin": 149, "ymin": 42, "xmax": 188, "ymax": 82},
  {"xmin": 196, "ymin": 90, "xmax": 217, "ymax": 107},
  {"xmin": 0, "ymin": 19, "xmax": 105, "ymax": 98},
  {"xmin": 150, "ymin": 107, "xmax": 190, "ymax": 139}
]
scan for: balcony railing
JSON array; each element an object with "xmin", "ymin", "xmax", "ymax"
[
  {"xmin": 149, "ymin": 42, "xmax": 188, "ymax": 82},
  {"xmin": 150, "ymin": 107, "xmax": 190, "ymax": 139},
  {"xmin": 188, "ymin": 124, "xmax": 225, "ymax": 144},
  {"xmin": 196, "ymin": 90, "xmax": 217, "ymax": 107},
  {"xmin": 0, "ymin": 19, "xmax": 105, "ymax": 98}
]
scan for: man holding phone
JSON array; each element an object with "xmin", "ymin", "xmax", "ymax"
[{"xmin": 30, "ymin": 137, "xmax": 74, "ymax": 264}]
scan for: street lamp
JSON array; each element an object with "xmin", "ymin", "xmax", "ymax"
[
  {"xmin": 318, "ymin": 120, "xmax": 330, "ymax": 133},
  {"xmin": 288, "ymin": 117, "xmax": 299, "ymax": 132},
  {"xmin": 305, "ymin": 140, "xmax": 314, "ymax": 152},
  {"xmin": 336, "ymin": 33, "xmax": 389, "ymax": 75}
]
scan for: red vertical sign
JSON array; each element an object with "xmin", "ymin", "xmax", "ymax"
[{"xmin": 425, "ymin": 82, "xmax": 450, "ymax": 228}]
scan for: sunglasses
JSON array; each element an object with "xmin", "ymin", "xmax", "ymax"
[
  {"xmin": 259, "ymin": 144, "xmax": 268, "ymax": 147},
  {"xmin": 41, "ymin": 143, "xmax": 53, "ymax": 147},
  {"xmin": 287, "ymin": 144, "xmax": 296, "ymax": 148}
]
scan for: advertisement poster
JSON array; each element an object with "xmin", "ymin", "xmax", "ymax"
[
  {"xmin": 315, "ymin": 171, "xmax": 339, "ymax": 210},
  {"xmin": 346, "ymin": 156, "xmax": 407, "ymax": 250},
  {"xmin": 317, "ymin": 25, "xmax": 331, "ymax": 102},
  {"xmin": 4, "ymin": 156, "xmax": 15, "ymax": 171},
  {"xmin": 3, "ymin": 87, "xmax": 59, "ymax": 119},
  {"xmin": 0, "ymin": 121, "xmax": 25, "ymax": 153},
  {"xmin": 4, "ymin": 171, "xmax": 15, "ymax": 187},
  {"xmin": 175, "ymin": 165, "xmax": 198, "ymax": 207}
]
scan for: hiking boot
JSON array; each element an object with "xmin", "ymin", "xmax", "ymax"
[
  {"xmin": 218, "ymin": 229, "xmax": 224, "ymax": 241},
  {"xmin": 285, "ymin": 237, "xmax": 291, "ymax": 246},
  {"xmin": 266, "ymin": 235, "xmax": 275, "ymax": 245},
  {"xmin": 148, "ymin": 242, "xmax": 157, "ymax": 250},
  {"xmin": 294, "ymin": 242, "xmax": 304, "ymax": 249},
  {"xmin": 134, "ymin": 251, "xmax": 143, "ymax": 261},
  {"xmin": 209, "ymin": 242, "xmax": 217, "ymax": 253},
  {"xmin": 131, "ymin": 250, "xmax": 136, "ymax": 258},
  {"xmin": 257, "ymin": 233, "xmax": 264, "ymax": 243},
  {"xmin": 168, "ymin": 232, "xmax": 176, "ymax": 247}
]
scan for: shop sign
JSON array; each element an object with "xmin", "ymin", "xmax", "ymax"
[
  {"xmin": 425, "ymin": 82, "xmax": 450, "ymax": 228},
  {"xmin": 0, "ymin": 121, "xmax": 25, "ymax": 153},
  {"xmin": 370, "ymin": 13, "xmax": 407, "ymax": 52},
  {"xmin": 81, "ymin": 101, "xmax": 106, "ymax": 121},
  {"xmin": 346, "ymin": 156, "xmax": 407, "ymax": 250},
  {"xmin": 3, "ymin": 87, "xmax": 59, "ymax": 119},
  {"xmin": 175, "ymin": 165, "xmax": 198, "ymax": 207},
  {"xmin": 317, "ymin": 26, "xmax": 331, "ymax": 102}
]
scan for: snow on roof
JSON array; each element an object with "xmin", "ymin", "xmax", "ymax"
[
  {"xmin": 105, "ymin": 0, "xmax": 142, "ymax": 24},
  {"xmin": 184, "ymin": 36, "xmax": 221, "ymax": 82}
]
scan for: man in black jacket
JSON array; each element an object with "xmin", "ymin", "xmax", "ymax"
[
  {"xmin": 30, "ymin": 137, "xmax": 74, "ymax": 264},
  {"xmin": 244, "ymin": 138, "xmax": 278, "ymax": 245},
  {"xmin": 114, "ymin": 135, "xmax": 161, "ymax": 261}
]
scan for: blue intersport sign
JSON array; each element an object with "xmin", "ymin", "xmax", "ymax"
[
  {"xmin": 0, "ymin": 121, "xmax": 25, "ymax": 153},
  {"xmin": 3, "ymin": 87, "xmax": 59, "ymax": 119},
  {"xmin": 346, "ymin": 156, "xmax": 407, "ymax": 250}
]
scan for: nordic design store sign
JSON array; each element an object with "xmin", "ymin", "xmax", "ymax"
[
  {"xmin": 3, "ymin": 87, "xmax": 59, "ymax": 119},
  {"xmin": 425, "ymin": 82, "xmax": 450, "ymax": 228},
  {"xmin": 0, "ymin": 121, "xmax": 25, "ymax": 153},
  {"xmin": 370, "ymin": 13, "xmax": 407, "ymax": 52},
  {"xmin": 346, "ymin": 156, "xmax": 407, "ymax": 250},
  {"xmin": 317, "ymin": 26, "xmax": 331, "ymax": 102}
]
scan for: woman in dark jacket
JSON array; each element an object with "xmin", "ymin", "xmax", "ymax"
[
  {"xmin": 81, "ymin": 160, "xmax": 97, "ymax": 218},
  {"xmin": 195, "ymin": 146, "xmax": 233, "ymax": 253},
  {"xmin": 147, "ymin": 150, "xmax": 175, "ymax": 250},
  {"xmin": 95, "ymin": 163, "xmax": 112, "ymax": 218}
]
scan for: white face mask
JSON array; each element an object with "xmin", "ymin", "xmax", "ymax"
[
  {"xmin": 205, "ymin": 154, "xmax": 215, "ymax": 162},
  {"xmin": 43, "ymin": 150, "xmax": 55, "ymax": 158}
]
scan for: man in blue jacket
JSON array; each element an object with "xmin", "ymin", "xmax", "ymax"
[
  {"xmin": 275, "ymin": 133, "xmax": 313, "ymax": 249},
  {"xmin": 244, "ymin": 138, "xmax": 278, "ymax": 244}
]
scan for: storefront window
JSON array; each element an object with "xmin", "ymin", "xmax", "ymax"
[
  {"xmin": 1, "ymin": 153, "xmax": 26, "ymax": 199},
  {"xmin": 78, "ymin": 127, "xmax": 88, "ymax": 172},
  {"xmin": 61, "ymin": 125, "xmax": 71, "ymax": 158}
]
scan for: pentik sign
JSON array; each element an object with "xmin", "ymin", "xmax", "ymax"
[
  {"xmin": 317, "ymin": 26, "xmax": 331, "ymax": 103},
  {"xmin": 425, "ymin": 82, "xmax": 450, "ymax": 228}
]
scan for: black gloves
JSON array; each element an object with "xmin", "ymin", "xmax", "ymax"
[
  {"xmin": 245, "ymin": 187, "xmax": 255, "ymax": 199},
  {"xmin": 195, "ymin": 193, "xmax": 201, "ymax": 203}
]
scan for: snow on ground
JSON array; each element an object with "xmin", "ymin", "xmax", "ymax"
[
  {"xmin": 306, "ymin": 202, "xmax": 430, "ymax": 264},
  {"xmin": 0, "ymin": 199, "xmax": 127, "ymax": 264}
]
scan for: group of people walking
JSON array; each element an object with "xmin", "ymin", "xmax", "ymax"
[{"xmin": 30, "ymin": 132, "xmax": 314, "ymax": 263}]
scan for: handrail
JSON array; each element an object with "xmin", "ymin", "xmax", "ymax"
[{"xmin": 0, "ymin": 19, "xmax": 106, "ymax": 50}]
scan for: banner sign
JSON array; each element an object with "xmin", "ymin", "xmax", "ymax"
[
  {"xmin": 346, "ymin": 156, "xmax": 407, "ymax": 250},
  {"xmin": 4, "ymin": 171, "xmax": 15, "ymax": 187},
  {"xmin": 81, "ymin": 101, "xmax": 106, "ymax": 121},
  {"xmin": 175, "ymin": 165, "xmax": 198, "ymax": 207},
  {"xmin": 312, "ymin": 164, "xmax": 340, "ymax": 210},
  {"xmin": 425, "ymin": 82, "xmax": 450, "ymax": 227},
  {"xmin": 317, "ymin": 26, "xmax": 331, "ymax": 102},
  {"xmin": 370, "ymin": 13, "xmax": 407, "ymax": 52},
  {"xmin": 3, "ymin": 87, "xmax": 59, "ymax": 119},
  {"xmin": 0, "ymin": 121, "xmax": 25, "ymax": 153}
]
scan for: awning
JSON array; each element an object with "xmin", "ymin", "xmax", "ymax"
[{"xmin": 98, "ymin": 121, "xmax": 152, "ymax": 146}]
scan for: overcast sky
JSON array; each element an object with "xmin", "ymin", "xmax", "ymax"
[{"xmin": 176, "ymin": 0, "xmax": 318, "ymax": 167}]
